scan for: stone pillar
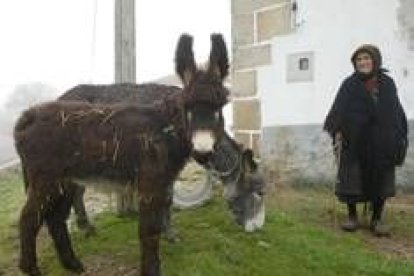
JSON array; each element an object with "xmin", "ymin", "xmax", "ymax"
[{"xmin": 231, "ymin": 0, "xmax": 291, "ymax": 156}]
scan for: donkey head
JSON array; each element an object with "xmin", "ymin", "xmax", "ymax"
[
  {"xmin": 226, "ymin": 149, "xmax": 266, "ymax": 232},
  {"xmin": 175, "ymin": 33, "xmax": 229, "ymax": 156}
]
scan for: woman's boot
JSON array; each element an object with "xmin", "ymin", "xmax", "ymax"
[
  {"xmin": 370, "ymin": 198, "xmax": 390, "ymax": 237},
  {"xmin": 341, "ymin": 203, "xmax": 358, "ymax": 232}
]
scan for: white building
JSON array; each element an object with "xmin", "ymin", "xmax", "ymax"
[{"xmin": 231, "ymin": 0, "xmax": 414, "ymax": 188}]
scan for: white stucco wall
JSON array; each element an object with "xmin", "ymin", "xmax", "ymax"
[{"xmin": 259, "ymin": 0, "xmax": 414, "ymax": 127}]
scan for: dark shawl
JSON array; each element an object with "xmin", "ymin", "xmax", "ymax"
[{"xmin": 323, "ymin": 72, "xmax": 408, "ymax": 200}]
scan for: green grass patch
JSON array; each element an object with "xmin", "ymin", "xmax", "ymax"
[
  {"xmin": 0, "ymin": 172, "xmax": 413, "ymax": 275},
  {"xmin": 0, "ymin": 171, "xmax": 25, "ymax": 274}
]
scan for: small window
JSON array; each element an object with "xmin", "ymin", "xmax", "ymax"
[
  {"xmin": 299, "ymin": 58, "xmax": 309, "ymax": 71},
  {"xmin": 286, "ymin": 51, "xmax": 314, "ymax": 82}
]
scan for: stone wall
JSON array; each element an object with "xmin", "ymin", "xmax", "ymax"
[
  {"xmin": 260, "ymin": 121, "xmax": 414, "ymax": 191},
  {"xmin": 261, "ymin": 123, "xmax": 336, "ymax": 187}
]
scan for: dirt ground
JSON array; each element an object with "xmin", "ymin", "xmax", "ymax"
[{"xmin": 268, "ymin": 184, "xmax": 414, "ymax": 261}]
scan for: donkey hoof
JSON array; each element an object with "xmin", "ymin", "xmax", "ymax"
[
  {"xmin": 19, "ymin": 262, "xmax": 41, "ymax": 276},
  {"xmin": 62, "ymin": 258, "xmax": 85, "ymax": 273}
]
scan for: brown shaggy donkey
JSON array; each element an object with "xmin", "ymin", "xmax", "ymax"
[
  {"xmin": 59, "ymin": 86, "xmax": 266, "ymax": 238},
  {"xmin": 14, "ymin": 33, "xmax": 229, "ymax": 276}
]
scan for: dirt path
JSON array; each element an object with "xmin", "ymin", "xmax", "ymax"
[
  {"xmin": 81, "ymin": 254, "xmax": 139, "ymax": 276},
  {"xmin": 268, "ymin": 186, "xmax": 414, "ymax": 261}
]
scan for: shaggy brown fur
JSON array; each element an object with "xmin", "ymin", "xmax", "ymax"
[
  {"xmin": 15, "ymin": 100, "xmax": 188, "ymax": 276},
  {"xmin": 60, "ymin": 83, "xmax": 181, "ymax": 107},
  {"xmin": 15, "ymin": 101, "xmax": 185, "ymax": 180},
  {"xmin": 58, "ymin": 84, "xmax": 186, "ymax": 234},
  {"xmin": 15, "ymin": 33, "xmax": 229, "ymax": 276}
]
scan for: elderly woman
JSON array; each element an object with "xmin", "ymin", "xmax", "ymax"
[{"xmin": 324, "ymin": 45, "xmax": 408, "ymax": 236}]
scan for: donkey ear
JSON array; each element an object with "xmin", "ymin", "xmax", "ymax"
[
  {"xmin": 208, "ymin": 33, "xmax": 229, "ymax": 80},
  {"xmin": 175, "ymin": 34, "xmax": 197, "ymax": 86},
  {"xmin": 243, "ymin": 149, "xmax": 258, "ymax": 172}
]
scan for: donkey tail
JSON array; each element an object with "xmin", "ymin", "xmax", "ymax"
[{"xmin": 14, "ymin": 108, "xmax": 36, "ymax": 193}]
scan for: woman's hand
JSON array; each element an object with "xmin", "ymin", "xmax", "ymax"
[{"xmin": 335, "ymin": 132, "xmax": 342, "ymax": 142}]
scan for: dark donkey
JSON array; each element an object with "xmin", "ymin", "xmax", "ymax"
[
  {"xmin": 68, "ymin": 129, "xmax": 266, "ymax": 235},
  {"xmin": 14, "ymin": 33, "xmax": 229, "ymax": 276},
  {"xmin": 202, "ymin": 132, "xmax": 265, "ymax": 232},
  {"xmin": 60, "ymin": 90, "xmax": 266, "ymax": 236}
]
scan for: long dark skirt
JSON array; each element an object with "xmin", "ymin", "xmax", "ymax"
[{"xmin": 335, "ymin": 147, "xmax": 396, "ymax": 204}]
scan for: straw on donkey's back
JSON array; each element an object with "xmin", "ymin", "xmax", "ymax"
[{"xmin": 14, "ymin": 101, "xmax": 179, "ymax": 179}]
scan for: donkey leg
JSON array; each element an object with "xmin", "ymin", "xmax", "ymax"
[
  {"xmin": 138, "ymin": 178, "xmax": 170, "ymax": 276},
  {"xmin": 19, "ymin": 195, "xmax": 45, "ymax": 276},
  {"xmin": 139, "ymin": 201, "xmax": 164, "ymax": 276},
  {"xmin": 71, "ymin": 182, "xmax": 96, "ymax": 236},
  {"xmin": 162, "ymin": 183, "xmax": 179, "ymax": 243},
  {"xmin": 45, "ymin": 187, "xmax": 84, "ymax": 273},
  {"xmin": 162, "ymin": 208, "xmax": 179, "ymax": 243}
]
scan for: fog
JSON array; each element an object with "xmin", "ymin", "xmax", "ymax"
[{"xmin": 0, "ymin": 0, "xmax": 231, "ymax": 165}]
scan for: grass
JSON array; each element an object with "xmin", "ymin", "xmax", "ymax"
[
  {"xmin": 0, "ymin": 171, "xmax": 413, "ymax": 275},
  {"xmin": 0, "ymin": 170, "xmax": 25, "ymax": 275}
]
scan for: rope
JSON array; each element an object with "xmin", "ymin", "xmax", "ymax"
[
  {"xmin": 206, "ymin": 139, "xmax": 244, "ymax": 189},
  {"xmin": 208, "ymin": 152, "xmax": 241, "ymax": 178},
  {"xmin": 209, "ymin": 153, "xmax": 243, "ymax": 189}
]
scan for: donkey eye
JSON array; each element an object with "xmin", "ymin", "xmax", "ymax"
[{"xmin": 187, "ymin": 111, "xmax": 192, "ymax": 121}]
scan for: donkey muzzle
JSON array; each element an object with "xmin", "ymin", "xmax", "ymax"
[{"xmin": 192, "ymin": 130, "xmax": 215, "ymax": 153}]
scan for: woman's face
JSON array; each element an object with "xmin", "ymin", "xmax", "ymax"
[{"xmin": 355, "ymin": 52, "xmax": 374, "ymax": 74}]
